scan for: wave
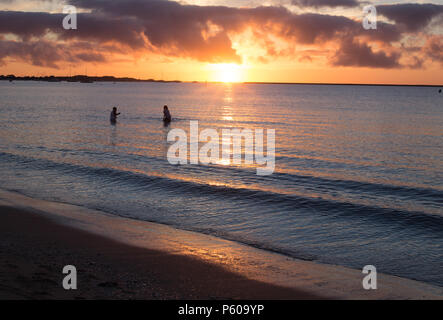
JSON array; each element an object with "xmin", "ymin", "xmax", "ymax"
[
  {"xmin": 1, "ymin": 150, "xmax": 442, "ymax": 235},
  {"xmin": 11, "ymin": 143, "xmax": 441, "ymax": 208}
]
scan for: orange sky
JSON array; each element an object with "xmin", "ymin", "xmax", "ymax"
[{"xmin": 1, "ymin": 0, "xmax": 442, "ymax": 85}]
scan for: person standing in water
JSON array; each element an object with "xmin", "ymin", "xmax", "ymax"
[
  {"xmin": 110, "ymin": 106, "xmax": 120, "ymax": 124},
  {"xmin": 163, "ymin": 105, "xmax": 171, "ymax": 123}
]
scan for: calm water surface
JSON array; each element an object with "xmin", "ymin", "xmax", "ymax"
[{"xmin": 0, "ymin": 81, "xmax": 442, "ymax": 286}]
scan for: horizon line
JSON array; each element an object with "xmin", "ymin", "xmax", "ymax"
[{"xmin": 1, "ymin": 74, "xmax": 442, "ymax": 87}]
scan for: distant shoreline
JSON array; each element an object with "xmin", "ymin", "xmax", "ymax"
[
  {"xmin": 1, "ymin": 75, "xmax": 441, "ymax": 87},
  {"xmin": 0, "ymin": 74, "xmax": 182, "ymax": 84},
  {"xmin": 244, "ymin": 82, "xmax": 443, "ymax": 88}
]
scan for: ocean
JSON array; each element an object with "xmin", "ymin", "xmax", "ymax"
[{"xmin": 0, "ymin": 81, "xmax": 442, "ymax": 286}]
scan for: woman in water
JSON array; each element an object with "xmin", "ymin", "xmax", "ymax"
[
  {"xmin": 110, "ymin": 106, "xmax": 120, "ymax": 124},
  {"xmin": 163, "ymin": 105, "xmax": 171, "ymax": 123}
]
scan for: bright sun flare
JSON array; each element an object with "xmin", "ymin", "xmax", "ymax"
[{"xmin": 210, "ymin": 63, "xmax": 244, "ymax": 83}]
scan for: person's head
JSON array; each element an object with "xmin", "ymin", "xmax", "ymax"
[
  {"xmin": 164, "ymin": 105, "xmax": 168, "ymax": 111},
  {"xmin": 113, "ymin": 107, "xmax": 117, "ymax": 112}
]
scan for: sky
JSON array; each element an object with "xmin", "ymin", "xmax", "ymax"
[{"xmin": 0, "ymin": 0, "xmax": 442, "ymax": 84}]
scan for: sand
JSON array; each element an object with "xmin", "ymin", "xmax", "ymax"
[{"xmin": 0, "ymin": 205, "xmax": 321, "ymax": 300}]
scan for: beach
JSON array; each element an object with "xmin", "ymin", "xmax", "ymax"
[
  {"xmin": 0, "ymin": 205, "xmax": 319, "ymax": 300},
  {"xmin": 1, "ymin": 190, "xmax": 442, "ymax": 300},
  {"xmin": 1, "ymin": 0, "xmax": 443, "ymax": 302}
]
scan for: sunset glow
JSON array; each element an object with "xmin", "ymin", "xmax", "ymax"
[
  {"xmin": 0, "ymin": 0, "xmax": 442, "ymax": 85},
  {"xmin": 1, "ymin": 0, "xmax": 443, "ymax": 302},
  {"xmin": 210, "ymin": 63, "xmax": 244, "ymax": 83}
]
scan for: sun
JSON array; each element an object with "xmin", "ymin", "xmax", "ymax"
[{"xmin": 210, "ymin": 63, "xmax": 244, "ymax": 83}]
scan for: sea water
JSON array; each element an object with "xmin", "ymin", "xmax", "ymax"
[{"xmin": 0, "ymin": 81, "xmax": 441, "ymax": 286}]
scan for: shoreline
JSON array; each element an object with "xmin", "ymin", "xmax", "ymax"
[{"xmin": 0, "ymin": 189, "xmax": 442, "ymax": 300}]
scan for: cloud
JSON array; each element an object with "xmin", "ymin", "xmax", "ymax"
[
  {"xmin": 0, "ymin": 11, "xmax": 60, "ymax": 40},
  {"xmin": 2, "ymin": 1, "xmax": 368, "ymax": 64},
  {"xmin": 0, "ymin": 39, "xmax": 107, "ymax": 67},
  {"xmin": 74, "ymin": 51, "xmax": 106, "ymax": 62},
  {"xmin": 0, "ymin": 11, "xmax": 146, "ymax": 48},
  {"xmin": 331, "ymin": 38, "xmax": 401, "ymax": 68},
  {"xmin": 67, "ymin": 1, "xmax": 374, "ymax": 46},
  {"xmin": 423, "ymin": 36, "xmax": 443, "ymax": 66},
  {"xmin": 282, "ymin": 13, "xmax": 357, "ymax": 44},
  {"xmin": 291, "ymin": 0, "xmax": 360, "ymax": 8},
  {"xmin": 378, "ymin": 3, "xmax": 443, "ymax": 32},
  {"xmin": 407, "ymin": 56, "xmax": 423, "ymax": 69},
  {"xmin": 0, "ymin": 39, "xmax": 62, "ymax": 67},
  {"xmin": 65, "ymin": 0, "xmax": 406, "ymax": 63},
  {"xmin": 0, "ymin": 0, "xmax": 440, "ymax": 70}
]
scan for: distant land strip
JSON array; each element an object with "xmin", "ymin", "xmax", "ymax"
[{"xmin": 1, "ymin": 75, "xmax": 442, "ymax": 87}]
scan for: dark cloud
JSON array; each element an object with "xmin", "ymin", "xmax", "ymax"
[
  {"xmin": 0, "ymin": 11, "xmax": 60, "ymax": 40},
  {"xmin": 0, "ymin": 11, "xmax": 145, "ymax": 48},
  {"xmin": 2, "ymin": 1, "xmax": 368, "ymax": 64},
  {"xmin": 74, "ymin": 52, "xmax": 106, "ymax": 62},
  {"xmin": 331, "ymin": 38, "xmax": 401, "ymax": 68},
  {"xmin": 69, "ymin": 0, "xmax": 359, "ymax": 44},
  {"xmin": 359, "ymin": 21, "xmax": 402, "ymax": 44},
  {"xmin": 378, "ymin": 3, "xmax": 443, "ymax": 32},
  {"xmin": 0, "ymin": 39, "xmax": 63, "ymax": 67},
  {"xmin": 282, "ymin": 13, "xmax": 356, "ymax": 44},
  {"xmin": 62, "ymin": 14, "xmax": 146, "ymax": 49},
  {"xmin": 0, "ymin": 39, "xmax": 107, "ymax": 68},
  {"xmin": 291, "ymin": 0, "xmax": 360, "ymax": 8},
  {"xmin": 66, "ymin": 0, "xmax": 403, "ymax": 59}
]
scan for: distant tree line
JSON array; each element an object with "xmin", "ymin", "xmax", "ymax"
[{"xmin": 0, "ymin": 74, "xmax": 182, "ymax": 83}]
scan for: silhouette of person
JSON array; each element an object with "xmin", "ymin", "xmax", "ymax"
[
  {"xmin": 163, "ymin": 105, "xmax": 171, "ymax": 123},
  {"xmin": 110, "ymin": 106, "xmax": 120, "ymax": 124}
]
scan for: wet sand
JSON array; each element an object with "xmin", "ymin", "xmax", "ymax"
[{"xmin": 0, "ymin": 205, "xmax": 322, "ymax": 300}]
